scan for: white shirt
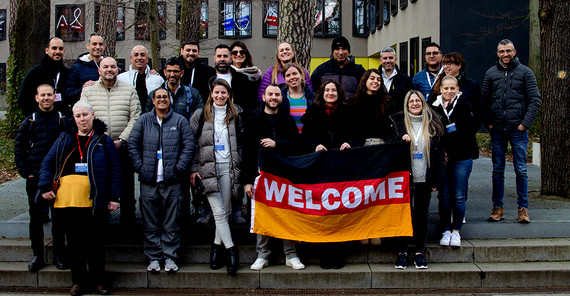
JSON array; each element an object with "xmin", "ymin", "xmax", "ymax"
[
  {"xmin": 216, "ymin": 73, "xmax": 232, "ymax": 85},
  {"xmin": 213, "ymin": 104, "xmax": 231, "ymax": 162},
  {"xmin": 156, "ymin": 116, "xmax": 164, "ymax": 182},
  {"xmin": 381, "ymin": 68, "xmax": 398, "ymax": 92}
]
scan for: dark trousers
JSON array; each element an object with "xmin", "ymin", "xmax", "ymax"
[
  {"xmin": 26, "ymin": 176, "xmax": 65, "ymax": 257},
  {"xmin": 118, "ymin": 145, "xmax": 136, "ymax": 227},
  {"xmin": 53, "ymin": 207, "xmax": 107, "ymax": 286},
  {"xmin": 399, "ymin": 182, "xmax": 432, "ymax": 254}
]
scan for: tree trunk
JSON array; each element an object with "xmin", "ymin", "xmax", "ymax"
[
  {"xmin": 148, "ymin": 0, "xmax": 161, "ymax": 72},
  {"xmin": 5, "ymin": 0, "xmax": 50, "ymax": 137},
  {"xmin": 539, "ymin": 0, "xmax": 570, "ymax": 198},
  {"xmin": 278, "ymin": 0, "xmax": 316, "ymax": 69},
  {"xmin": 99, "ymin": 0, "xmax": 119, "ymax": 58},
  {"xmin": 179, "ymin": 0, "xmax": 202, "ymax": 47}
]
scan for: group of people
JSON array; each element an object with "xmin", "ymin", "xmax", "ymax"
[{"xmin": 14, "ymin": 32, "xmax": 540, "ymax": 295}]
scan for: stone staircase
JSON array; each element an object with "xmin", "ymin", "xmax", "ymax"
[{"xmin": 1, "ymin": 232, "xmax": 569, "ymax": 290}]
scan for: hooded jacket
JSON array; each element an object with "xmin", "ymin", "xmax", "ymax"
[
  {"xmin": 310, "ymin": 56, "xmax": 366, "ymax": 98},
  {"xmin": 65, "ymin": 53, "xmax": 102, "ymax": 107},
  {"xmin": 18, "ymin": 55, "xmax": 70, "ymax": 116},
  {"xmin": 481, "ymin": 57, "xmax": 541, "ymax": 131},
  {"xmin": 38, "ymin": 118, "xmax": 122, "ymax": 210},
  {"xmin": 128, "ymin": 107, "xmax": 195, "ymax": 185},
  {"xmin": 146, "ymin": 82, "xmax": 204, "ymax": 120}
]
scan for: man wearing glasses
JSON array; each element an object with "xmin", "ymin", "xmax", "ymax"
[
  {"xmin": 412, "ymin": 42, "xmax": 443, "ymax": 100},
  {"xmin": 482, "ymin": 39, "xmax": 540, "ymax": 224}
]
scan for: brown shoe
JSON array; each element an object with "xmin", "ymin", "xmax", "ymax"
[
  {"xmin": 70, "ymin": 284, "xmax": 82, "ymax": 296},
  {"xmin": 518, "ymin": 207, "xmax": 530, "ymax": 223},
  {"xmin": 488, "ymin": 207, "xmax": 504, "ymax": 222}
]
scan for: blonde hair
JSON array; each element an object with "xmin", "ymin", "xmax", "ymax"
[
  {"xmin": 271, "ymin": 42, "xmax": 301, "ymax": 84},
  {"xmin": 203, "ymin": 79, "xmax": 239, "ymax": 125},
  {"xmin": 402, "ymin": 90, "xmax": 444, "ymax": 167}
]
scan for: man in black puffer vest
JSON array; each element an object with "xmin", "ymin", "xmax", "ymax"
[{"xmin": 14, "ymin": 84, "xmax": 69, "ymax": 271}]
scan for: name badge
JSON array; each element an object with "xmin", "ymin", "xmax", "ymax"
[
  {"xmin": 412, "ymin": 151, "xmax": 424, "ymax": 160},
  {"xmin": 157, "ymin": 151, "xmax": 162, "ymax": 160},
  {"xmin": 446, "ymin": 123, "xmax": 457, "ymax": 133},
  {"xmin": 54, "ymin": 93, "xmax": 63, "ymax": 102},
  {"xmin": 75, "ymin": 163, "xmax": 88, "ymax": 173},
  {"xmin": 215, "ymin": 143, "xmax": 225, "ymax": 151}
]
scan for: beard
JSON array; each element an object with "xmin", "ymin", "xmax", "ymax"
[{"xmin": 215, "ymin": 62, "xmax": 230, "ymax": 73}]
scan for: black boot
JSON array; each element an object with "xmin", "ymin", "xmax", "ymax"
[
  {"xmin": 210, "ymin": 243, "xmax": 224, "ymax": 270},
  {"xmin": 53, "ymin": 254, "xmax": 68, "ymax": 270},
  {"xmin": 28, "ymin": 256, "xmax": 45, "ymax": 272},
  {"xmin": 226, "ymin": 246, "xmax": 239, "ymax": 275}
]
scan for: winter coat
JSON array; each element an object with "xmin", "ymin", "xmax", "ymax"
[
  {"xmin": 65, "ymin": 53, "xmax": 102, "ymax": 107},
  {"xmin": 481, "ymin": 57, "xmax": 541, "ymax": 131},
  {"xmin": 190, "ymin": 107, "xmax": 243, "ymax": 198},
  {"xmin": 209, "ymin": 68, "xmax": 259, "ymax": 114},
  {"xmin": 177, "ymin": 58, "xmax": 216, "ymax": 104},
  {"xmin": 382, "ymin": 67, "xmax": 413, "ymax": 112},
  {"xmin": 80, "ymin": 79, "xmax": 141, "ymax": 142},
  {"xmin": 18, "ymin": 55, "xmax": 69, "ymax": 116},
  {"xmin": 128, "ymin": 108, "xmax": 195, "ymax": 185},
  {"xmin": 14, "ymin": 109, "xmax": 68, "ymax": 178},
  {"xmin": 146, "ymin": 83, "xmax": 204, "ymax": 120},
  {"xmin": 300, "ymin": 103, "xmax": 363, "ymax": 152},
  {"xmin": 351, "ymin": 92, "xmax": 397, "ymax": 140},
  {"xmin": 257, "ymin": 65, "xmax": 312, "ymax": 101},
  {"xmin": 384, "ymin": 111, "xmax": 445, "ymax": 189},
  {"xmin": 117, "ymin": 65, "xmax": 165, "ymax": 96},
  {"xmin": 431, "ymin": 94, "xmax": 480, "ymax": 162},
  {"xmin": 310, "ymin": 56, "xmax": 366, "ymax": 98},
  {"xmin": 279, "ymin": 84, "xmax": 315, "ymax": 113},
  {"xmin": 242, "ymin": 104, "xmax": 300, "ymax": 184},
  {"xmin": 38, "ymin": 118, "xmax": 122, "ymax": 210},
  {"xmin": 412, "ymin": 67, "xmax": 442, "ymax": 100}
]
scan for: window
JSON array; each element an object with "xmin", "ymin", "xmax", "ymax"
[
  {"xmin": 263, "ymin": 0, "xmax": 278, "ymax": 38},
  {"xmin": 400, "ymin": 0, "xmax": 408, "ymax": 9},
  {"xmin": 315, "ymin": 0, "xmax": 340, "ymax": 37},
  {"xmin": 390, "ymin": 0, "xmax": 398, "ymax": 16},
  {"xmin": 219, "ymin": 0, "xmax": 252, "ymax": 38},
  {"xmin": 410, "ymin": 37, "xmax": 419, "ymax": 75},
  {"xmin": 0, "ymin": 63, "xmax": 6, "ymax": 91},
  {"xmin": 176, "ymin": 1, "xmax": 208, "ymax": 39},
  {"xmin": 399, "ymin": 42, "xmax": 408, "ymax": 75},
  {"xmin": 375, "ymin": 0, "xmax": 382, "ymax": 29},
  {"xmin": 117, "ymin": 59, "xmax": 126, "ymax": 73},
  {"xmin": 421, "ymin": 37, "xmax": 431, "ymax": 70},
  {"xmin": 135, "ymin": 1, "xmax": 167, "ymax": 40},
  {"xmin": 0, "ymin": 10, "xmax": 6, "ymax": 41},
  {"xmin": 353, "ymin": 0, "xmax": 376, "ymax": 36},
  {"xmin": 55, "ymin": 5, "xmax": 85, "ymax": 42},
  {"xmin": 94, "ymin": 5, "xmax": 125, "ymax": 41},
  {"xmin": 382, "ymin": 0, "xmax": 390, "ymax": 25}
]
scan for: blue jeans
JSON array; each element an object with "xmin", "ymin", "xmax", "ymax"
[
  {"xmin": 439, "ymin": 159, "xmax": 473, "ymax": 231},
  {"xmin": 490, "ymin": 129, "xmax": 529, "ymax": 208}
]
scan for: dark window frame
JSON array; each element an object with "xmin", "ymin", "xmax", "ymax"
[
  {"xmin": 94, "ymin": 4, "xmax": 126, "ymax": 41},
  {"xmin": 400, "ymin": 0, "xmax": 408, "ymax": 9},
  {"xmin": 410, "ymin": 36, "xmax": 419, "ymax": 76},
  {"xmin": 353, "ymin": 0, "xmax": 368, "ymax": 36},
  {"xmin": 314, "ymin": 0, "xmax": 342, "ymax": 37},
  {"xmin": 399, "ymin": 42, "xmax": 408, "ymax": 75},
  {"xmin": 0, "ymin": 63, "xmax": 6, "ymax": 91},
  {"xmin": 55, "ymin": 4, "xmax": 86, "ymax": 42},
  {"xmin": 262, "ymin": 0, "xmax": 279, "ymax": 38},
  {"xmin": 176, "ymin": 1, "xmax": 208, "ymax": 39},
  {"xmin": 421, "ymin": 37, "xmax": 431, "ymax": 70},
  {"xmin": 0, "ymin": 10, "xmax": 6, "ymax": 41},
  {"xmin": 390, "ymin": 0, "xmax": 398, "ymax": 16},
  {"xmin": 135, "ymin": 1, "xmax": 167, "ymax": 41},
  {"xmin": 219, "ymin": 0, "xmax": 253, "ymax": 39},
  {"xmin": 382, "ymin": 0, "xmax": 390, "ymax": 25}
]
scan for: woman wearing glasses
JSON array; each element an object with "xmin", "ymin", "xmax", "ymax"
[{"xmin": 229, "ymin": 40, "xmax": 262, "ymax": 88}]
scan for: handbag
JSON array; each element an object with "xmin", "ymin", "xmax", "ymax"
[{"xmin": 51, "ymin": 147, "xmax": 77, "ymax": 193}]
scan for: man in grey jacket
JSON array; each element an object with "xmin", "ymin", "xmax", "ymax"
[
  {"xmin": 482, "ymin": 39, "xmax": 541, "ymax": 224},
  {"xmin": 128, "ymin": 88, "xmax": 195, "ymax": 273}
]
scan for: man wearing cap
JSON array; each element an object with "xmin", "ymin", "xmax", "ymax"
[{"xmin": 310, "ymin": 36, "xmax": 366, "ymax": 98}]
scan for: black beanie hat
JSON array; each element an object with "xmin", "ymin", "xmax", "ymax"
[{"xmin": 331, "ymin": 35, "xmax": 350, "ymax": 53}]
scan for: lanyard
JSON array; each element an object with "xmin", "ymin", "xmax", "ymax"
[
  {"xmin": 54, "ymin": 72, "xmax": 60, "ymax": 92},
  {"xmin": 190, "ymin": 68, "xmax": 195, "ymax": 86},
  {"xmin": 443, "ymin": 97, "xmax": 459, "ymax": 121},
  {"xmin": 426, "ymin": 67, "xmax": 444, "ymax": 89},
  {"xmin": 76, "ymin": 130, "xmax": 94, "ymax": 162},
  {"xmin": 412, "ymin": 125, "xmax": 423, "ymax": 148}
]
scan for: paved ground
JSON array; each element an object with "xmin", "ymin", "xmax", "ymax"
[{"xmin": 1, "ymin": 157, "xmax": 569, "ymax": 240}]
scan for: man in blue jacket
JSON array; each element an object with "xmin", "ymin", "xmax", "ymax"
[
  {"xmin": 482, "ymin": 39, "xmax": 541, "ymax": 224},
  {"xmin": 412, "ymin": 42, "xmax": 443, "ymax": 101},
  {"xmin": 128, "ymin": 88, "xmax": 195, "ymax": 273},
  {"xmin": 65, "ymin": 33, "xmax": 105, "ymax": 107}
]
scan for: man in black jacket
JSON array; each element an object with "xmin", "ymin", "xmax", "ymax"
[
  {"xmin": 482, "ymin": 39, "xmax": 541, "ymax": 224},
  {"xmin": 18, "ymin": 37, "xmax": 69, "ymax": 116},
  {"xmin": 243, "ymin": 84, "xmax": 305, "ymax": 271},
  {"xmin": 379, "ymin": 47, "xmax": 413, "ymax": 111},
  {"xmin": 14, "ymin": 84, "xmax": 68, "ymax": 271},
  {"xmin": 178, "ymin": 40, "xmax": 216, "ymax": 103}
]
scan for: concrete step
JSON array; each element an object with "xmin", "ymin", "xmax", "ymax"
[
  {"xmin": 2, "ymin": 261, "xmax": 569, "ymax": 289},
  {"xmin": 2, "ymin": 238, "xmax": 570, "ymax": 265}
]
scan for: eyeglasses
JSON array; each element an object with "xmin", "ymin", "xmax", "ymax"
[
  {"xmin": 425, "ymin": 51, "xmax": 441, "ymax": 56},
  {"xmin": 232, "ymin": 50, "xmax": 246, "ymax": 56},
  {"xmin": 443, "ymin": 62, "xmax": 457, "ymax": 67},
  {"xmin": 498, "ymin": 49, "xmax": 514, "ymax": 54},
  {"xmin": 154, "ymin": 95, "xmax": 169, "ymax": 100}
]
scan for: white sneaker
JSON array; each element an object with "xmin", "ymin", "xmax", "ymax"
[
  {"xmin": 450, "ymin": 232, "xmax": 461, "ymax": 247},
  {"xmin": 439, "ymin": 231, "xmax": 452, "ymax": 246},
  {"xmin": 250, "ymin": 258, "xmax": 268, "ymax": 270},
  {"xmin": 164, "ymin": 258, "xmax": 178, "ymax": 272},
  {"xmin": 147, "ymin": 260, "xmax": 160, "ymax": 272},
  {"xmin": 286, "ymin": 257, "xmax": 305, "ymax": 270}
]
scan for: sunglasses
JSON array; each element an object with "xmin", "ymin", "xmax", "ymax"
[{"xmin": 231, "ymin": 50, "xmax": 246, "ymax": 56}]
